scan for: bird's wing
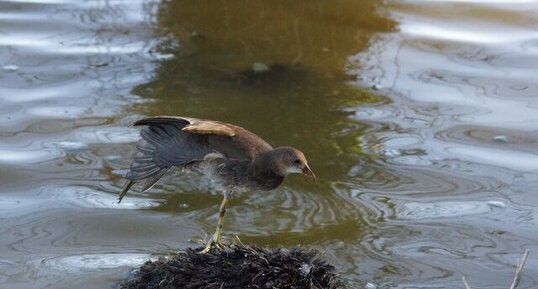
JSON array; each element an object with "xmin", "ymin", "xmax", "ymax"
[
  {"xmin": 137, "ymin": 116, "xmax": 236, "ymax": 137},
  {"xmin": 124, "ymin": 116, "xmax": 272, "ymax": 183}
]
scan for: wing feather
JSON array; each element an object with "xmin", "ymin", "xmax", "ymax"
[
  {"xmin": 120, "ymin": 116, "xmax": 273, "ymax": 202},
  {"xmin": 134, "ymin": 116, "xmax": 272, "ymax": 160},
  {"xmin": 182, "ymin": 122, "xmax": 235, "ymax": 136}
]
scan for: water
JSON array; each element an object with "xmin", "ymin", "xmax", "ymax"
[{"xmin": 0, "ymin": 0, "xmax": 537, "ymax": 288}]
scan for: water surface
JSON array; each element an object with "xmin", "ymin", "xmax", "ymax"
[{"xmin": 0, "ymin": 0, "xmax": 537, "ymax": 288}]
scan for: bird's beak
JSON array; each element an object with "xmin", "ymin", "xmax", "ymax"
[{"xmin": 302, "ymin": 164, "xmax": 316, "ymax": 181}]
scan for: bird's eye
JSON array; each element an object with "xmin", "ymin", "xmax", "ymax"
[{"xmin": 293, "ymin": 159, "xmax": 301, "ymax": 165}]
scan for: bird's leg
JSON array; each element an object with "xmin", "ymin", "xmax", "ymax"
[
  {"xmin": 213, "ymin": 195, "xmax": 229, "ymax": 245},
  {"xmin": 201, "ymin": 194, "xmax": 230, "ymax": 253}
]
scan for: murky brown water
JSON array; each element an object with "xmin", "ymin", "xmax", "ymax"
[{"xmin": 1, "ymin": 0, "xmax": 537, "ymax": 288}]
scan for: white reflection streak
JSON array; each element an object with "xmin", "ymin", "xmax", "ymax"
[
  {"xmin": 36, "ymin": 253, "xmax": 153, "ymax": 273},
  {"xmin": 445, "ymin": 145, "xmax": 538, "ymax": 171},
  {"xmin": 400, "ymin": 23, "xmax": 538, "ymax": 44}
]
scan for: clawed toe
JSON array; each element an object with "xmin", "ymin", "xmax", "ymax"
[{"xmin": 200, "ymin": 234, "xmax": 222, "ymax": 253}]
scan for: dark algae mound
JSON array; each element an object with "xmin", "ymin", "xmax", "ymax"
[{"xmin": 120, "ymin": 244, "xmax": 345, "ymax": 289}]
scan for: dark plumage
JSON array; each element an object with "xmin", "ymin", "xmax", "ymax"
[{"xmin": 118, "ymin": 116, "xmax": 315, "ymax": 252}]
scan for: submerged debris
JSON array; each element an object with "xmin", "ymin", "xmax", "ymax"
[{"xmin": 120, "ymin": 244, "xmax": 345, "ymax": 289}]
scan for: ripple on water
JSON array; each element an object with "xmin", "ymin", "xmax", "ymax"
[
  {"xmin": 72, "ymin": 126, "xmax": 140, "ymax": 144},
  {"xmin": 398, "ymin": 200, "xmax": 498, "ymax": 220},
  {"xmin": 0, "ymin": 0, "xmax": 166, "ymax": 288},
  {"xmin": 2, "ymin": 0, "xmax": 538, "ymax": 287},
  {"xmin": 0, "ymin": 124, "xmax": 138, "ymax": 168},
  {"xmin": 436, "ymin": 125, "xmax": 538, "ymax": 153},
  {"xmin": 348, "ymin": 0, "xmax": 538, "ymax": 286},
  {"xmin": 58, "ymin": 141, "xmax": 88, "ymax": 153},
  {"xmin": 32, "ymin": 253, "xmax": 152, "ymax": 274},
  {"xmin": 400, "ymin": 22, "xmax": 538, "ymax": 45},
  {"xmin": 0, "ymin": 148, "xmax": 58, "ymax": 164},
  {"xmin": 39, "ymin": 186, "xmax": 161, "ymax": 210},
  {"xmin": 0, "ymin": 187, "xmax": 158, "ymax": 220}
]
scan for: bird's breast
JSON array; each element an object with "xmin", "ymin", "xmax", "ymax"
[{"xmin": 196, "ymin": 157, "xmax": 285, "ymax": 193}]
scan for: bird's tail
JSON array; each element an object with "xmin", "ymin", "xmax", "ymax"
[{"xmin": 118, "ymin": 179, "xmax": 135, "ymax": 203}]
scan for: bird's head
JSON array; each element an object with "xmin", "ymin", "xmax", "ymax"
[{"xmin": 271, "ymin": 147, "xmax": 316, "ymax": 181}]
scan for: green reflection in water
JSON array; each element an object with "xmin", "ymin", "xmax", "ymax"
[{"xmin": 130, "ymin": 0, "xmax": 395, "ymax": 245}]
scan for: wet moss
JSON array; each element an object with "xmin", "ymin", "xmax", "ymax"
[{"xmin": 120, "ymin": 244, "xmax": 345, "ymax": 289}]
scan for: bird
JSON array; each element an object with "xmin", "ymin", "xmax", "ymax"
[{"xmin": 117, "ymin": 116, "xmax": 316, "ymax": 253}]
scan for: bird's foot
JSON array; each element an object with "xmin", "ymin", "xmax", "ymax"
[{"xmin": 199, "ymin": 232, "xmax": 222, "ymax": 254}]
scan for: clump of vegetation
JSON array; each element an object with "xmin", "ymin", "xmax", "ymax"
[{"xmin": 120, "ymin": 244, "xmax": 345, "ymax": 289}]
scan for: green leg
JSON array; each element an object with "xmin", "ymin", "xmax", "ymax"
[{"xmin": 201, "ymin": 194, "xmax": 229, "ymax": 253}]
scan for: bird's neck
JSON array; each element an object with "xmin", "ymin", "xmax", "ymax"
[
  {"xmin": 251, "ymin": 150, "xmax": 283, "ymax": 175},
  {"xmin": 250, "ymin": 151, "xmax": 285, "ymax": 190}
]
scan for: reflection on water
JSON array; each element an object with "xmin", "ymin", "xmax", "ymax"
[
  {"xmin": 351, "ymin": 0, "xmax": 538, "ymax": 287},
  {"xmin": 33, "ymin": 253, "xmax": 153, "ymax": 273},
  {"xmin": 0, "ymin": 0, "xmax": 537, "ymax": 288},
  {"xmin": 135, "ymin": 1, "xmax": 395, "ymax": 268},
  {"xmin": 154, "ymin": 0, "xmax": 393, "ymax": 77}
]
